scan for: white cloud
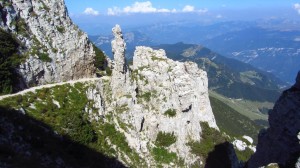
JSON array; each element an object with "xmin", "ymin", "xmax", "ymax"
[
  {"xmin": 123, "ymin": 1, "xmax": 156, "ymax": 13},
  {"xmin": 84, "ymin": 8, "xmax": 99, "ymax": 16},
  {"xmin": 108, "ymin": 1, "xmax": 171, "ymax": 15},
  {"xmin": 294, "ymin": 3, "xmax": 300, "ymax": 14},
  {"xmin": 107, "ymin": 7, "xmax": 121, "ymax": 16},
  {"xmin": 107, "ymin": 1, "xmax": 207, "ymax": 15},
  {"xmin": 182, "ymin": 5, "xmax": 195, "ymax": 12},
  {"xmin": 216, "ymin": 14, "xmax": 223, "ymax": 19}
]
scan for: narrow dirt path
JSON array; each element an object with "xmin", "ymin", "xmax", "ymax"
[{"xmin": 0, "ymin": 78, "xmax": 102, "ymax": 101}]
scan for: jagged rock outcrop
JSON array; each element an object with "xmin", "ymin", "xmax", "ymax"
[
  {"xmin": 0, "ymin": 0, "xmax": 96, "ymax": 87},
  {"xmin": 84, "ymin": 25, "xmax": 218, "ymax": 166},
  {"xmin": 248, "ymin": 71, "xmax": 300, "ymax": 168}
]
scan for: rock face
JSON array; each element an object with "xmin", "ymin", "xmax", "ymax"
[
  {"xmin": 248, "ymin": 71, "xmax": 300, "ymax": 168},
  {"xmin": 0, "ymin": 0, "xmax": 96, "ymax": 87},
  {"xmin": 86, "ymin": 25, "xmax": 218, "ymax": 166}
]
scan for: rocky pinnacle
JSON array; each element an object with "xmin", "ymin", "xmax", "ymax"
[
  {"xmin": 111, "ymin": 25, "xmax": 128, "ymax": 98},
  {"xmin": 111, "ymin": 24, "xmax": 127, "ymax": 74}
]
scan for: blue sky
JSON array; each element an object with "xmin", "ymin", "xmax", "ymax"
[
  {"xmin": 64, "ymin": 1, "xmax": 300, "ymax": 34},
  {"xmin": 65, "ymin": 0, "xmax": 299, "ymax": 15}
]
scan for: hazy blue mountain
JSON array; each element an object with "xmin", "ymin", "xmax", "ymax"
[
  {"xmin": 202, "ymin": 27, "xmax": 300, "ymax": 83},
  {"xmin": 90, "ymin": 20, "xmax": 299, "ymax": 84}
]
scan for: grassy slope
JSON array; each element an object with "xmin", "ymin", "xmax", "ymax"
[
  {"xmin": 0, "ymin": 82, "xmax": 144, "ymax": 167},
  {"xmin": 0, "ymin": 106, "xmax": 126, "ymax": 168},
  {"xmin": 209, "ymin": 90, "xmax": 270, "ymax": 121},
  {"xmin": 209, "ymin": 95, "xmax": 263, "ymax": 142}
]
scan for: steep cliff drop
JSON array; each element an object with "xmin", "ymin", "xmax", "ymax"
[{"xmin": 248, "ymin": 71, "xmax": 300, "ymax": 168}]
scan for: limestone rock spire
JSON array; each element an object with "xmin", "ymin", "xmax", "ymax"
[
  {"xmin": 111, "ymin": 25, "xmax": 129, "ymax": 98},
  {"xmin": 111, "ymin": 24, "xmax": 127, "ymax": 74}
]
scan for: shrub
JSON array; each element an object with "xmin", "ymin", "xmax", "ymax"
[
  {"xmin": 56, "ymin": 26, "xmax": 65, "ymax": 33},
  {"xmin": 156, "ymin": 131, "xmax": 177, "ymax": 147},
  {"xmin": 16, "ymin": 18, "xmax": 29, "ymax": 37},
  {"xmin": 105, "ymin": 67, "xmax": 112, "ymax": 76},
  {"xmin": 164, "ymin": 109, "xmax": 176, "ymax": 117},
  {"xmin": 61, "ymin": 111, "xmax": 96, "ymax": 144},
  {"xmin": 39, "ymin": 53, "xmax": 52, "ymax": 62},
  {"xmin": 139, "ymin": 92, "xmax": 151, "ymax": 102}
]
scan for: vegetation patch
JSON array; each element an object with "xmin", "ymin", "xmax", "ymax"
[
  {"xmin": 115, "ymin": 104, "xmax": 129, "ymax": 113},
  {"xmin": 235, "ymin": 147, "xmax": 254, "ymax": 162},
  {"xmin": 56, "ymin": 26, "xmax": 65, "ymax": 33},
  {"xmin": 38, "ymin": 53, "xmax": 52, "ymax": 62},
  {"xmin": 93, "ymin": 44, "xmax": 107, "ymax": 70},
  {"xmin": 105, "ymin": 67, "xmax": 112, "ymax": 76},
  {"xmin": 138, "ymin": 91, "xmax": 151, "ymax": 102},
  {"xmin": 188, "ymin": 122, "xmax": 226, "ymax": 158},
  {"xmin": 164, "ymin": 109, "xmax": 176, "ymax": 117},
  {"xmin": 209, "ymin": 96, "xmax": 262, "ymax": 142},
  {"xmin": 155, "ymin": 131, "xmax": 176, "ymax": 147},
  {"xmin": 152, "ymin": 147, "xmax": 177, "ymax": 164},
  {"xmin": 151, "ymin": 56, "xmax": 166, "ymax": 62},
  {"xmin": 0, "ymin": 29, "xmax": 24, "ymax": 94},
  {"xmin": 0, "ymin": 83, "xmax": 144, "ymax": 166}
]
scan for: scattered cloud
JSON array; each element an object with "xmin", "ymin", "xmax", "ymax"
[
  {"xmin": 108, "ymin": 1, "xmax": 173, "ymax": 15},
  {"xmin": 294, "ymin": 3, "xmax": 300, "ymax": 14},
  {"xmin": 182, "ymin": 5, "xmax": 195, "ymax": 12},
  {"xmin": 83, "ymin": 8, "xmax": 99, "ymax": 16},
  {"xmin": 107, "ymin": 1, "xmax": 208, "ymax": 15},
  {"xmin": 216, "ymin": 14, "xmax": 223, "ymax": 19},
  {"xmin": 294, "ymin": 37, "xmax": 300, "ymax": 42}
]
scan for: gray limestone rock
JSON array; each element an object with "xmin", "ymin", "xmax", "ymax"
[
  {"xmin": 0, "ymin": 0, "xmax": 96, "ymax": 88},
  {"xmin": 87, "ymin": 25, "xmax": 218, "ymax": 166}
]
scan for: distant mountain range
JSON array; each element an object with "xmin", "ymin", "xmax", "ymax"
[
  {"xmin": 202, "ymin": 27, "xmax": 300, "ymax": 84},
  {"xmin": 91, "ymin": 20, "xmax": 299, "ymax": 84}
]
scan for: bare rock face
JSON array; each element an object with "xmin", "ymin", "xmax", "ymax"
[
  {"xmin": 248, "ymin": 71, "xmax": 300, "ymax": 168},
  {"xmin": 130, "ymin": 46, "xmax": 218, "ymax": 163},
  {"xmin": 0, "ymin": 0, "xmax": 96, "ymax": 87}
]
